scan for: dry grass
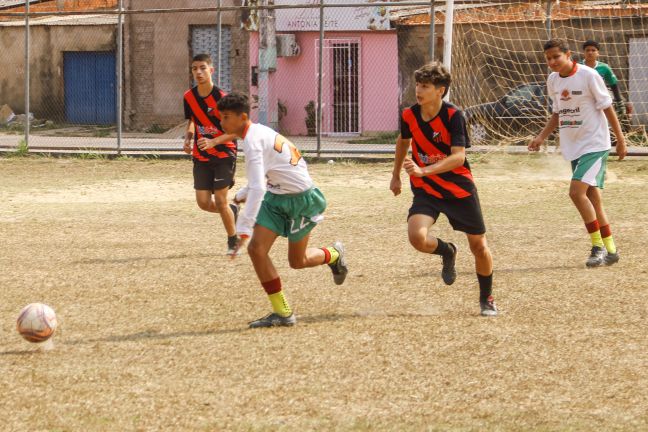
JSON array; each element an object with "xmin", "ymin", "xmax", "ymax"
[{"xmin": 1, "ymin": 154, "xmax": 648, "ymax": 431}]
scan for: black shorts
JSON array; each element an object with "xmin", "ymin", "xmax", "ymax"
[
  {"xmin": 193, "ymin": 158, "xmax": 236, "ymax": 191},
  {"xmin": 408, "ymin": 190, "xmax": 486, "ymax": 235}
]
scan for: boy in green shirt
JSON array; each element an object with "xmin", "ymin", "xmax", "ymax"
[{"xmin": 581, "ymin": 40, "xmax": 632, "ymax": 132}]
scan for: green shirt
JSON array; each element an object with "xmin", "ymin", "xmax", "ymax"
[{"xmin": 580, "ymin": 60, "xmax": 618, "ymax": 87}]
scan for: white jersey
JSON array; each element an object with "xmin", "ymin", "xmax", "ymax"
[
  {"xmin": 547, "ymin": 63, "xmax": 613, "ymax": 161},
  {"xmin": 235, "ymin": 122, "xmax": 314, "ymax": 237}
]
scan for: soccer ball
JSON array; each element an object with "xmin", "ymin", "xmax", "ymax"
[{"xmin": 16, "ymin": 303, "xmax": 58, "ymax": 343}]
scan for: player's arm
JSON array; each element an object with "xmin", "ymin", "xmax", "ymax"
[
  {"xmin": 184, "ymin": 120, "xmax": 195, "ymax": 154},
  {"xmin": 232, "ymin": 142, "xmax": 266, "ymax": 257},
  {"xmin": 391, "ymin": 134, "xmax": 411, "ymax": 196},
  {"xmin": 183, "ymin": 98, "xmax": 194, "ymax": 154},
  {"xmin": 404, "ymin": 146, "xmax": 466, "ymax": 177},
  {"xmin": 529, "ymin": 113, "xmax": 558, "ymax": 152},
  {"xmin": 604, "ymin": 106, "xmax": 626, "ymax": 160},
  {"xmin": 197, "ymin": 133, "xmax": 238, "ymax": 150}
]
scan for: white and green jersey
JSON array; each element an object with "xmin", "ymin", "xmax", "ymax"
[
  {"xmin": 235, "ymin": 122, "xmax": 313, "ymax": 237},
  {"xmin": 547, "ymin": 63, "xmax": 613, "ymax": 161}
]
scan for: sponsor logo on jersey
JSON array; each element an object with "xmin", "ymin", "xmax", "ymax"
[
  {"xmin": 560, "ymin": 89, "xmax": 572, "ymax": 101},
  {"xmin": 572, "ymin": 90, "xmax": 583, "ymax": 95},
  {"xmin": 558, "ymin": 107, "xmax": 581, "ymax": 115},
  {"xmin": 418, "ymin": 152, "xmax": 447, "ymax": 165},
  {"xmin": 198, "ymin": 125, "xmax": 221, "ymax": 136},
  {"xmin": 560, "ymin": 120, "xmax": 583, "ymax": 127}
]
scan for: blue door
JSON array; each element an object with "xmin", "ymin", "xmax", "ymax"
[{"xmin": 64, "ymin": 52, "xmax": 116, "ymax": 124}]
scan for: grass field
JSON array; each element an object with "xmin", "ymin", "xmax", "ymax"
[{"xmin": 1, "ymin": 154, "xmax": 648, "ymax": 431}]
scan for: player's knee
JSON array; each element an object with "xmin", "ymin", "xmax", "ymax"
[
  {"xmin": 408, "ymin": 233, "xmax": 427, "ymax": 252},
  {"xmin": 288, "ymin": 256, "xmax": 306, "ymax": 269},
  {"xmin": 247, "ymin": 241, "xmax": 264, "ymax": 259},
  {"xmin": 470, "ymin": 241, "xmax": 489, "ymax": 258},
  {"xmin": 196, "ymin": 198, "xmax": 211, "ymax": 211},
  {"xmin": 569, "ymin": 188, "xmax": 585, "ymax": 202}
]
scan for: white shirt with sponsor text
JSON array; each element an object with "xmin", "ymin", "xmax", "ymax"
[
  {"xmin": 547, "ymin": 63, "xmax": 613, "ymax": 161},
  {"xmin": 235, "ymin": 122, "xmax": 314, "ymax": 237}
]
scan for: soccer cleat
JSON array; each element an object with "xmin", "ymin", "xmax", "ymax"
[
  {"xmin": 441, "ymin": 242, "xmax": 458, "ymax": 286},
  {"xmin": 480, "ymin": 296, "xmax": 498, "ymax": 317},
  {"xmin": 586, "ymin": 246, "xmax": 607, "ymax": 268},
  {"xmin": 328, "ymin": 241, "xmax": 348, "ymax": 285},
  {"xmin": 229, "ymin": 203, "xmax": 239, "ymax": 223},
  {"xmin": 605, "ymin": 251, "xmax": 620, "ymax": 266},
  {"xmin": 227, "ymin": 235, "xmax": 240, "ymax": 256},
  {"xmin": 248, "ymin": 312, "xmax": 296, "ymax": 328}
]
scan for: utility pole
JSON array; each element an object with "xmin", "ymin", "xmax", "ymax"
[{"xmin": 258, "ymin": 0, "xmax": 277, "ymax": 129}]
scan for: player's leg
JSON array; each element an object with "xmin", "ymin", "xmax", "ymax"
[
  {"xmin": 209, "ymin": 158, "xmax": 238, "ymax": 254},
  {"xmin": 466, "ymin": 233, "xmax": 496, "ymax": 316},
  {"xmin": 587, "ymin": 186, "xmax": 619, "ymax": 265},
  {"xmin": 408, "ymin": 213, "xmax": 457, "ymax": 285},
  {"xmin": 194, "ymin": 189, "xmax": 216, "ymax": 212},
  {"xmin": 285, "ymin": 188, "xmax": 348, "ymax": 285},
  {"xmin": 247, "ymin": 225, "xmax": 295, "ymax": 328},
  {"xmin": 570, "ymin": 151, "xmax": 609, "ymax": 267},
  {"xmin": 212, "ymin": 186, "xmax": 238, "ymax": 254}
]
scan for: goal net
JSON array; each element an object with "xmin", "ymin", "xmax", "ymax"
[{"xmin": 449, "ymin": 0, "xmax": 648, "ymax": 146}]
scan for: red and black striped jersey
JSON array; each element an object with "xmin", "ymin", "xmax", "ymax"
[
  {"xmin": 401, "ymin": 102, "xmax": 475, "ymax": 200},
  {"xmin": 183, "ymin": 85, "xmax": 236, "ymax": 162}
]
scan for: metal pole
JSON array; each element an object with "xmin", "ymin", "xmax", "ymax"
[
  {"xmin": 545, "ymin": 0, "xmax": 553, "ymax": 40},
  {"xmin": 442, "ymin": 0, "xmax": 454, "ymax": 100},
  {"xmin": 117, "ymin": 0, "xmax": 123, "ymax": 155},
  {"xmin": 217, "ymin": 0, "xmax": 222, "ymax": 87},
  {"xmin": 429, "ymin": 0, "xmax": 435, "ymax": 61},
  {"xmin": 24, "ymin": 0, "xmax": 30, "ymax": 150},
  {"xmin": 316, "ymin": 0, "xmax": 324, "ymax": 158}
]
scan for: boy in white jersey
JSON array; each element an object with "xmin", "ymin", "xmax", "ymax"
[
  {"xmin": 217, "ymin": 93, "xmax": 348, "ymax": 328},
  {"xmin": 529, "ymin": 39, "xmax": 627, "ymax": 267}
]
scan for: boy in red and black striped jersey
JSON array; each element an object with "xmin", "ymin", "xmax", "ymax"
[
  {"xmin": 391, "ymin": 62, "xmax": 497, "ymax": 316},
  {"xmin": 183, "ymin": 54, "xmax": 239, "ymax": 255}
]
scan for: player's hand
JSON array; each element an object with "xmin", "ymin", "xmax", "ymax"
[
  {"xmin": 197, "ymin": 137, "xmax": 215, "ymax": 150},
  {"xmin": 233, "ymin": 196, "xmax": 246, "ymax": 205},
  {"xmin": 183, "ymin": 140, "xmax": 191, "ymax": 154},
  {"xmin": 390, "ymin": 175, "xmax": 402, "ymax": 196},
  {"xmin": 616, "ymin": 136, "xmax": 627, "ymax": 161},
  {"xmin": 528, "ymin": 136, "xmax": 543, "ymax": 152},
  {"xmin": 403, "ymin": 157, "xmax": 424, "ymax": 177},
  {"xmin": 230, "ymin": 235, "xmax": 248, "ymax": 260}
]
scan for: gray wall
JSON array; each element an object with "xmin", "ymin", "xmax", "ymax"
[{"xmin": 0, "ymin": 23, "xmax": 116, "ymax": 121}]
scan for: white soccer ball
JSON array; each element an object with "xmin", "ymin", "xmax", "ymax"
[
  {"xmin": 16, "ymin": 303, "xmax": 58, "ymax": 343},
  {"xmin": 327, "ymin": 159, "xmax": 335, "ymax": 165}
]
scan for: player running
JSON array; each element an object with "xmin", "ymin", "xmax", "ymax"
[
  {"xmin": 390, "ymin": 62, "xmax": 498, "ymax": 317},
  {"xmin": 217, "ymin": 93, "xmax": 348, "ymax": 328},
  {"xmin": 183, "ymin": 53, "xmax": 240, "ymax": 255}
]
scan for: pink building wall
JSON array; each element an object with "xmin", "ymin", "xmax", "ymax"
[{"xmin": 249, "ymin": 31, "xmax": 399, "ymax": 136}]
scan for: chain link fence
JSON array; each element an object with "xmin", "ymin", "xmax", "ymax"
[{"xmin": 1, "ymin": 0, "xmax": 647, "ymax": 157}]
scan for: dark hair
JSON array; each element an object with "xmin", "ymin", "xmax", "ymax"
[
  {"xmin": 583, "ymin": 40, "xmax": 600, "ymax": 50},
  {"xmin": 192, "ymin": 53, "xmax": 213, "ymax": 65},
  {"xmin": 414, "ymin": 62, "xmax": 451, "ymax": 97},
  {"xmin": 543, "ymin": 38, "xmax": 570, "ymax": 53},
  {"xmin": 217, "ymin": 93, "xmax": 250, "ymax": 115}
]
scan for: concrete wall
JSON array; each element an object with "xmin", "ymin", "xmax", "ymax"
[
  {"xmin": 0, "ymin": 23, "xmax": 116, "ymax": 120},
  {"xmin": 123, "ymin": 0, "xmax": 249, "ymax": 130}
]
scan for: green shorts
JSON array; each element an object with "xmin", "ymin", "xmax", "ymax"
[
  {"xmin": 256, "ymin": 187, "xmax": 327, "ymax": 242},
  {"xmin": 571, "ymin": 150, "xmax": 609, "ymax": 189}
]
